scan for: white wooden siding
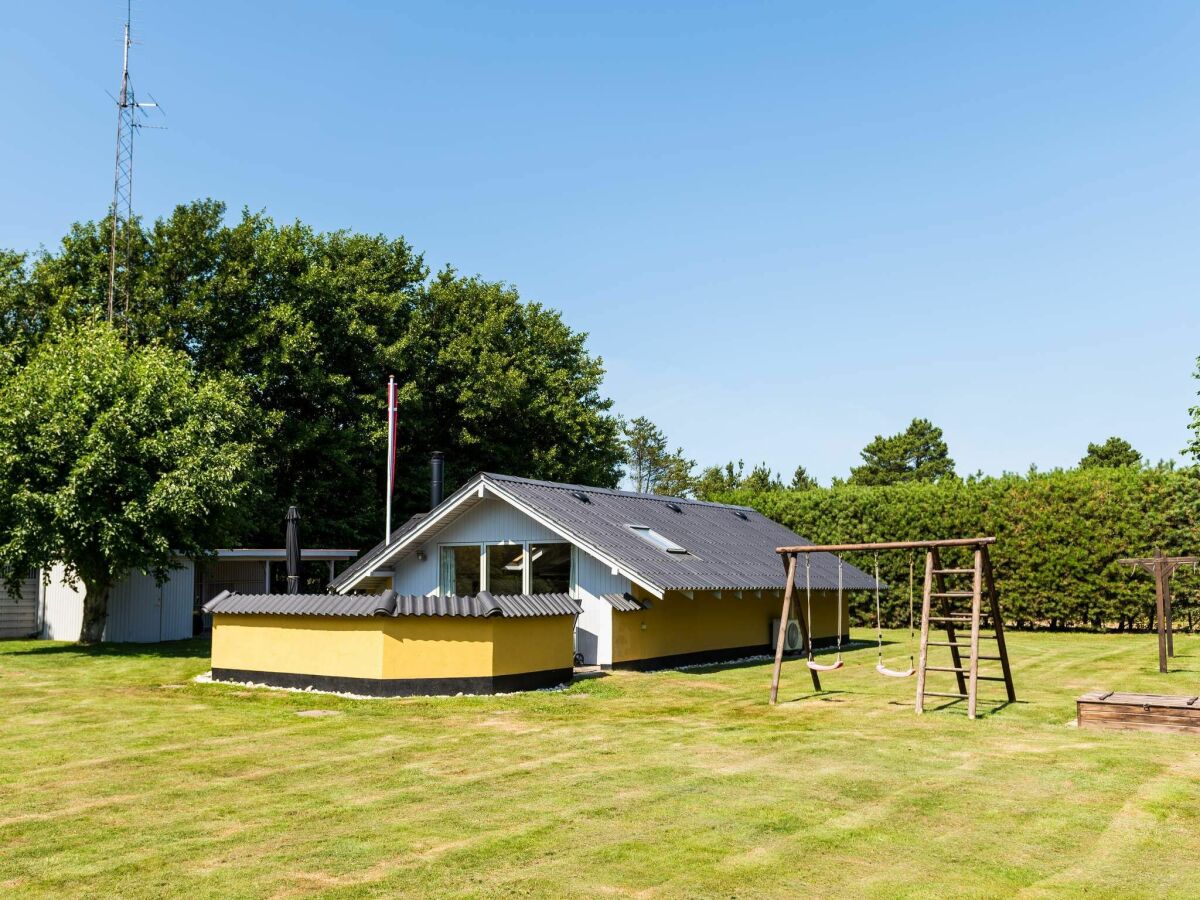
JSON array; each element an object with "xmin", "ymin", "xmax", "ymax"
[
  {"xmin": 41, "ymin": 562, "xmax": 194, "ymax": 642},
  {"xmin": 41, "ymin": 564, "xmax": 84, "ymax": 641},
  {"xmin": 392, "ymin": 499, "xmax": 562, "ymax": 595},
  {"xmin": 0, "ymin": 571, "xmax": 41, "ymax": 638},
  {"xmin": 387, "ymin": 497, "xmax": 634, "ymax": 665},
  {"xmin": 572, "ymin": 549, "xmax": 630, "ymax": 667}
]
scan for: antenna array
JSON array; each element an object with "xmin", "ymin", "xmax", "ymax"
[{"xmin": 106, "ymin": 1, "xmax": 163, "ymax": 322}]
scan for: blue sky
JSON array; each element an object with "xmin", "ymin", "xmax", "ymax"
[{"xmin": 4, "ymin": 1, "xmax": 1200, "ymax": 483}]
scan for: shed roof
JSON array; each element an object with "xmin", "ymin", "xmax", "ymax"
[
  {"xmin": 333, "ymin": 473, "xmax": 878, "ymax": 596},
  {"xmin": 202, "ymin": 588, "xmax": 580, "ymax": 619}
]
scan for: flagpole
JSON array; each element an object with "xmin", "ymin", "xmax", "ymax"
[{"xmin": 385, "ymin": 376, "xmax": 396, "ymax": 543}]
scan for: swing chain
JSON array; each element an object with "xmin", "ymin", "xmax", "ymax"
[
  {"xmin": 874, "ymin": 552, "xmax": 884, "ymax": 664},
  {"xmin": 804, "ymin": 555, "xmax": 814, "ymax": 661}
]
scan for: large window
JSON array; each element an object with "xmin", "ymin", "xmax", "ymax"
[
  {"xmin": 439, "ymin": 541, "xmax": 573, "ymax": 595},
  {"xmin": 529, "ymin": 543, "xmax": 571, "ymax": 594},
  {"xmin": 486, "ymin": 544, "xmax": 525, "ymax": 596},
  {"xmin": 440, "ymin": 545, "xmax": 481, "ymax": 596}
]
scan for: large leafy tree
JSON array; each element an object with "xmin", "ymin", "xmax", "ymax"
[
  {"xmin": 849, "ymin": 417, "xmax": 956, "ymax": 486},
  {"xmin": 1079, "ymin": 436, "xmax": 1142, "ymax": 470},
  {"xmin": 0, "ymin": 322, "xmax": 256, "ymax": 642},
  {"xmin": 1, "ymin": 201, "xmax": 624, "ymax": 547}
]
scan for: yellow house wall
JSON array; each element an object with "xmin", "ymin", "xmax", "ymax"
[
  {"xmin": 611, "ymin": 588, "xmax": 847, "ymax": 666},
  {"xmin": 798, "ymin": 589, "xmax": 847, "ymax": 641},
  {"xmin": 212, "ymin": 613, "xmax": 575, "ymax": 682},
  {"xmin": 491, "ymin": 616, "xmax": 575, "ymax": 675},
  {"xmin": 379, "ymin": 617, "xmax": 495, "ymax": 679},
  {"xmin": 211, "ymin": 615, "xmax": 386, "ymax": 679}
]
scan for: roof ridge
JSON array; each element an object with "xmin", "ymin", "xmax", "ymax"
[{"xmin": 479, "ymin": 472, "xmax": 757, "ymax": 511}]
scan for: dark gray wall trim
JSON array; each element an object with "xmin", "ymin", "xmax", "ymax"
[{"xmin": 210, "ymin": 667, "xmax": 573, "ymax": 697}]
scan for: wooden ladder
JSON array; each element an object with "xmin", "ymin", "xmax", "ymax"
[{"xmin": 915, "ymin": 543, "xmax": 1016, "ymax": 719}]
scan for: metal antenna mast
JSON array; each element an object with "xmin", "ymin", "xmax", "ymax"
[{"xmin": 106, "ymin": 1, "xmax": 161, "ymax": 322}]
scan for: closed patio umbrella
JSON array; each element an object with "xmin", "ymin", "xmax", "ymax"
[{"xmin": 285, "ymin": 506, "xmax": 301, "ymax": 594}]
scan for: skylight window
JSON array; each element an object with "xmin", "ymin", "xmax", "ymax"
[{"xmin": 628, "ymin": 525, "xmax": 688, "ymax": 554}]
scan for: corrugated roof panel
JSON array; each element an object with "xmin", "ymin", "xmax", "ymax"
[
  {"xmin": 492, "ymin": 593, "xmax": 580, "ymax": 617},
  {"xmin": 203, "ymin": 589, "xmax": 579, "ymax": 619},
  {"xmin": 601, "ymin": 593, "xmax": 648, "ymax": 612}
]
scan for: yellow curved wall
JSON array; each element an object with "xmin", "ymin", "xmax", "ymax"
[
  {"xmin": 379, "ymin": 617, "xmax": 495, "ymax": 679},
  {"xmin": 491, "ymin": 616, "xmax": 576, "ymax": 676},
  {"xmin": 210, "ymin": 613, "xmax": 575, "ymax": 682},
  {"xmin": 211, "ymin": 615, "xmax": 386, "ymax": 679},
  {"xmin": 611, "ymin": 588, "xmax": 846, "ymax": 666}
]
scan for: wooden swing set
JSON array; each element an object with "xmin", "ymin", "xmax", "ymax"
[{"xmin": 768, "ymin": 537, "xmax": 1016, "ymax": 719}]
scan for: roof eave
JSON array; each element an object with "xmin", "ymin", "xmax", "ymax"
[{"xmin": 333, "ymin": 477, "xmax": 489, "ymax": 593}]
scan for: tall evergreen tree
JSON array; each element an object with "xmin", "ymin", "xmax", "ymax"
[
  {"xmin": 622, "ymin": 416, "xmax": 695, "ymax": 496},
  {"xmin": 849, "ymin": 418, "xmax": 956, "ymax": 486},
  {"xmin": 1079, "ymin": 437, "xmax": 1142, "ymax": 469}
]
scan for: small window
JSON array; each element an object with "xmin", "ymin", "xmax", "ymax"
[
  {"xmin": 486, "ymin": 544, "xmax": 525, "ymax": 595},
  {"xmin": 628, "ymin": 525, "xmax": 687, "ymax": 554},
  {"xmin": 440, "ymin": 546, "xmax": 481, "ymax": 596}
]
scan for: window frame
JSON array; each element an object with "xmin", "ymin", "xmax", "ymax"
[
  {"xmin": 438, "ymin": 540, "xmax": 573, "ymax": 595},
  {"xmin": 439, "ymin": 542, "xmax": 484, "ymax": 597}
]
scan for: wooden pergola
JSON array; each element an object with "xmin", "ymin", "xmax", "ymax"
[{"xmin": 1118, "ymin": 550, "xmax": 1199, "ymax": 674}]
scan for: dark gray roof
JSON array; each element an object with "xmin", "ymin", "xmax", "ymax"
[
  {"xmin": 601, "ymin": 593, "xmax": 652, "ymax": 612},
  {"xmin": 330, "ymin": 513, "xmax": 427, "ymax": 589},
  {"xmin": 203, "ymin": 589, "xmax": 579, "ymax": 619},
  {"xmin": 202, "ymin": 591, "xmax": 394, "ymax": 617},
  {"xmin": 484, "ymin": 474, "xmax": 877, "ymax": 593},
  {"xmin": 332, "ymin": 472, "xmax": 877, "ymax": 595},
  {"xmin": 392, "ymin": 592, "xmax": 580, "ymax": 618}
]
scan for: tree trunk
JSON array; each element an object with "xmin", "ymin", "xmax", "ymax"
[{"xmin": 79, "ymin": 576, "xmax": 112, "ymax": 644}]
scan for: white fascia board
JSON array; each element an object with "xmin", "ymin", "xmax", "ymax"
[
  {"xmin": 335, "ymin": 481, "xmax": 485, "ymax": 593},
  {"xmin": 483, "ymin": 479, "xmax": 665, "ymax": 599}
]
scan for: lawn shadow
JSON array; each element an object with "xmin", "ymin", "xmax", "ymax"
[
  {"xmin": 675, "ymin": 655, "xmax": 776, "ymax": 675},
  {"xmin": 909, "ymin": 696, "xmax": 1027, "ymax": 718},
  {"xmin": 7, "ymin": 637, "xmax": 210, "ymax": 660},
  {"xmin": 777, "ymin": 689, "xmax": 852, "ymax": 705}
]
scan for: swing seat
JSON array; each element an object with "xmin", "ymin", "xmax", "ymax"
[
  {"xmin": 875, "ymin": 662, "xmax": 915, "ymax": 678},
  {"xmin": 807, "ymin": 659, "xmax": 844, "ymax": 672}
]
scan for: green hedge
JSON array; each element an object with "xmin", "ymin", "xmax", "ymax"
[{"xmin": 722, "ymin": 467, "xmax": 1200, "ymax": 630}]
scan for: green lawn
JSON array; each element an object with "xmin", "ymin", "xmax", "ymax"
[{"xmin": 2, "ymin": 631, "xmax": 1199, "ymax": 899}]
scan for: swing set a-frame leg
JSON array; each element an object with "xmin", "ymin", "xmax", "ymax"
[{"xmin": 769, "ymin": 554, "xmax": 820, "ymax": 705}]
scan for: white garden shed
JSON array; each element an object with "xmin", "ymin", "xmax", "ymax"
[
  {"xmin": 38, "ymin": 548, "xmax": 358, "ymax": 643},
  {"xmin": 40, "ymin": 562, "xmax": 196, "ymax": 643},
  {"xmin": 0, "ymin": 570, "xmax": 43, "ymax": 639}
]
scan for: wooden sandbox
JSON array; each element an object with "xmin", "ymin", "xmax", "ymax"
[{"xmin": 1077, "ymin": 691, "xmax": 1200, "ymax": 735}]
